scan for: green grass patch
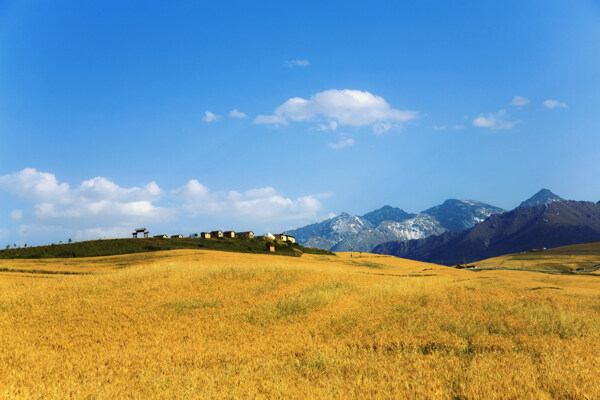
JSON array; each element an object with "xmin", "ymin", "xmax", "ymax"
[
  {"xmin": 348, "ymin": 260, "xmax": 387, "ymax": 269},
  {"xmin": 0, "ymin": 237, "xmax": 334, "ymax": 259},
  {"xmin": 163, "ymin": 299, "xmax": 222, "ymax": 313},
  {"xmin": 324, "ymin": 314, "xmax": 359, "ymax": 335},
  {"xmin": 244, "ymin": 281, "xmax": 353, "ymax": 325},
  {"xmin": 252, "ymin": 270, "xmax": 299, "ymax": 295},
  {"xmin": 0, "ymin": 267, "xmax": 90, "ymax": 275}
]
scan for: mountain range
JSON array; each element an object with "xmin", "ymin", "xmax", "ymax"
[
  {"xmin": 288, "ymin": 199, "xmax": 506, "ymax": 252},
  {"xmin": 372, "ymin": 200, "xmax": 600, "ymax": 265},
  {"xmin": 288, "ymin": 188, "xmax": 579, "ymax": 254}
]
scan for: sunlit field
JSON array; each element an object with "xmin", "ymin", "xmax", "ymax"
[
  {"xmin": 2, "ymin": 250, "xmax": 600, "ymax": 398},
  {"xmin": 475, "ymin": 241, "xmax": 600, "ymax": 272}
]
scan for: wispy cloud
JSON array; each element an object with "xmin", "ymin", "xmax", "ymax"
[
  {"xmin": 202, "ymin": 111, "xmax": 221, "ymax": 123},
  {"xmin": 510, "ymin": 96, "xmax": 530, "ymax": 106},
  {"xmin": 284, "ymin": 59, "xmax": 310, "ymax": 67},
  {"xmin": 472, "ymin": 109, "xmax": 521, "ymax": 130},
  {"xmin": 433, "ymin": 125, "xmax": 447, "ymax": 131},
  {"xmin": 317, "ymin": 121, "xmax": 338, "ymax": 132},
  {"xmin": 328, "ymin": 137, "xmax": 355, "ymax": 150},
  {"xmin": 228, "ymin": 108, "xmax": 247, "ymax": 118},
  {"xmin": 171, "ymin": 181, "xmax": 324, "ymax": 222},
  {"xmin": 543, "ymin": 99, "xmax": 568, "ymax": 109},
  {"xmin": 254, "ymin": 89, "xmax": 418, "ymax": 134},
  {"xmin": 254, "ymin": 114, "xmax": 288, "ymax": 126}
]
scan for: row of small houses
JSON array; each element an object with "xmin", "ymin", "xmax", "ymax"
[{"xmin": 136, "ymin": 228, "xmax": 295, "ymax": 243}]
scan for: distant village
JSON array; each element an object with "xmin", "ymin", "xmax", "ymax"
[{"xmin": 131, "ymin": 228, "xmax": 295, "ymax": 243}]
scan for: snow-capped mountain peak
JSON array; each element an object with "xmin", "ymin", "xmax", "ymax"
[
  {"xmin": 518, "ymin": 189, "xmax": 563, "ymax": 209},
  {"xmin": 287, "ymin": 199, "xmax": 505, "ymax": 252}
]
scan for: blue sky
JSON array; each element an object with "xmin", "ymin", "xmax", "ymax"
[{"xmin": 1, "ymin": 1, "xmax": 599, "ymax": 245}]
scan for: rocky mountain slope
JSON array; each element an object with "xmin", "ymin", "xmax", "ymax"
[
  {"xmin": 361, "ymin": 205, "xmax": 416, "ymax": 226},
  {"xmin": 372, "ymin": 200, "xmax": 600, "ymax": 265},
  {"xmin": 287, "ymin": 201, "xmax": 505, "ymax": 252},
  {"xmin": 518, "ymin": 188, "xmax": 564, "ymax": 208}
]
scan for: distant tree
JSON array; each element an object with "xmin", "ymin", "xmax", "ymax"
[
  {"xmin": 59, "ymin": 240, "xmax": 62, "ymax": 244},
  {"xmin": 5, "ymin": 245, "xmax": 9, "ymax": 250},
  {"xmin": 193, "ymin": 233, "xmax": 199, "ymax": 238},
  {"xmin": 68, "ymin": 238, "xmax": 72, "ymax": 244},
  {"xmin": 24, "ymin": 244, "xmax": 27, "ymax": 248},
  {"xmin": 13, "ymin": 244, "xmax": 16, "ymax": 248}
]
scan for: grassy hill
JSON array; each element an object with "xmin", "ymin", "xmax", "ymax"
[
  {"xmin": 1, "ymin": 250, "xmax": 600, "ymax": 398},
  {"xmin": 0, "ymin": 237, "xmax": 333, "ymax": 259},
  {"xmin": 473, "ymin": 241, "xmax": 600, "ymax": 273}
]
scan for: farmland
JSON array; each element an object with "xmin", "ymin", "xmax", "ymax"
[{"xmin": 1, "ymin": 249, "xmax": 600, "ymax": 398}]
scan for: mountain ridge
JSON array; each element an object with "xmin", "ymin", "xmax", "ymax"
[
  {"xmin": 287, "ymin": 200, "xmax": 505, "ymax": 252},
  {"xmin": 371, "ymin": 200, "xmax": 600, "ymax": 265}
]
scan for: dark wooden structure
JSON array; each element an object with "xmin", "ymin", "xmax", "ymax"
[{"xmin": 133, "ymin": 228, "xmax": 149, "ymax": 238}]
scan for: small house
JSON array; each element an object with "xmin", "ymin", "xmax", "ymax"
[
  {"xmin": 211, "ymin": 230, "xmax": 223, "ymax": 238},
  {"xmin": 237, "ymin": 231, "xmax": 254, "ymax": 238},
  {"xmin": 269, "ymin": 246, "xmax": 275, "ymax": 252},
  {"xmin": 286, "ymin": 235, "xmax": 296, "ymax": 244},
  {"xmin": 201, "ymin": 232, "xmax": 211, "ymax": 239},
  {"xmin": 274, "ymin": 234, "xmax": 287, "ymax": 242},
  {"xmin": 171, "ymin": 234, "xmax": 183, "ymax": 239},
  {"xmin": 153, "ymin": 234, "xmax": 168, "ymax": 239},
  {"xmin": 223, "ymin": 231, "xmax": 236, "ymax": 238}
]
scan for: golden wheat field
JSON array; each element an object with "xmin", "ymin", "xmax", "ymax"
[{"xmin": 1, "ymin": 250, "xmax": 600, "ymax": 399}]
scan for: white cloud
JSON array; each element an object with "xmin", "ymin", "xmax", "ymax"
[
  {"xmin": 433, "ymin": 125, "xmax": 447, "ymax": 131},
  {"xmin": 472, "ymin": 109, "xmax": 521, "ymax": 130},
  {"xmin": 284, "ymin": 59, "xmax": 310, "ymax": 67},
  {"xmin": 472, "ymin": 116, "xmax": 495, "ymax": 128},
  {"xmin": 0, "ymin": 168, "xmax": 70, "ymax": 202},
  {"xmin": 317, "ymin": 121, "xmax": 338, "ymax": 131},
  {"xmin": 320, "ymin": 212, "xmax": 337, "ymax": 221},
  {"xmin": 172, "ymin": 181, "xmax": 324, "ymax": 222},
  {"xmin": 253, "ymin": 114, "xmax": 289, "ymax": 126},
  {"xmin": 328, "ymin": 138, "xmax": 355, "ymax": 150},
  {"xmin": 453, "ymin": 125, "xmax": 465, "ymax": 130},
  {"xmin": 510, "ymin": 96, "xmax": 530, "ymax": 106},
  {"xmin": 543, "ymin": 99, "xmax": 568, "ymax": 109},
  {"xmin": 0, "ymin": 169, "xmax": 331, "ymax": 242},
  {"xmin": 254, "ymin": 89, "xmax": 418, "ymax": 134},
  {"xmin": 202, "ymin": 111, "xmax": 221, "ymax": 123},
  {"xmin": 0, "ymin": 169, "xmax": 173, "ymax": 239},
  {"xmin": 373, "ymin": 122, "xmax": 393, "ymax": 135},
  {"xmin": 228, "ymin": 108, "xmax": 247, "ymax": 118}
]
